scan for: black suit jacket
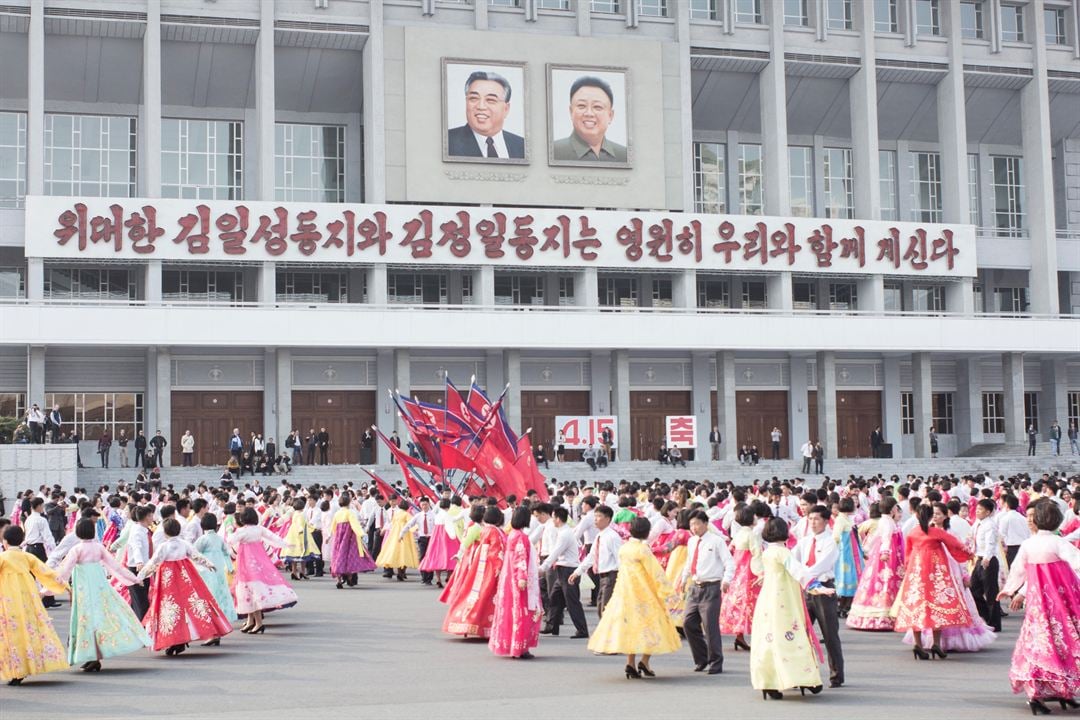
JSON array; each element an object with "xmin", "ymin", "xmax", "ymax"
[{"xmin": 447, "ymin": 125, "xmax": 525, "ymax": 159}]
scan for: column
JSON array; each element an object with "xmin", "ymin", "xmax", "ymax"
[
  {"xmin": 144, "ymin": 348, "xmax": 157, "ymax": 439},
  {"xmin": 815, "ymin": 351, "xmax": 837, "ymax": 459},
  {"xmin": 258, "ymin": 262, "xmax": 276, "ymax": 303},
  {"xmin": 911, "ymin": 352, "xmax": 932, "ymax": 456},
  {"xmin": 392, "ymin": 349, "xmax": 411, "ymax": 462},
  {"xmin": 715, "ymin": 351, "xmax": 737, "ymax": 460},
  {"xmin": 475, "ymin": 266, "xmax": 495, "ymax": 306},
  {"xmin": 788, "ymin": 355, "xmax": 809, "ymax": 459},
  {"xmin": 766, "ymin": 271, "xmax": 793, "ymax": 311},
  {"xmin": 486, "ymin": 349, "xmax": 506, "ymax": 396},
  {"xmin": 255, "ymin": 0, "xmax": 276, "ymax": 199},
  {"xmin": 690, "ymin": 352, "xmax": 712, "ymax": 460},
  {"xmin": 141, "ymin": 0, "xmax": 162, "ymax": 197},
  {"xmin": 590, "ymin": 350, "xmax": 611, "ymax": 415},
  {"xmin": 263, "ymin": 348, "xmax": 277, "ymax": 446},
  {"xmin": 851, "ymin": 0, "xmax": 880, "ymax": 218},
  {"xmin": 937, "ymin": 0, "xmax": 970, "ymax": 225},
  {"xmin": 575, "ymin": 267, "xmax": 598, "ymax": 307},
  {"xmin": 346, "ymin": 268, "xmax": 366, "ymax": 304},
  {"xmin": 760, "ymin": 0, "xmax": 790, "ymax": 215},
  {"xmin": 275, "ymin": 349, "xmax": 292, "ymax": 450},
  {"xmin": 375, "ymin": 349, "xmax": 396, "ymax": 465},
  {"xmin": 882, "ymin": 356, "xmax": 904, "ymax": 457},
  {"xmin": 362, "ymin": 0, "xmax": 385, "ymax": 202},
  {"xmin": 27, "ymin": 0, "xmax": 44, "ymax": 196},
  {"xmin": 26, "ymin": 258, "xmax": 43, "ymax": 301},
  {"xmin": 675, "ymin": 0, "xmax": 694, "ymax": 211},
  {"xmin": 474, "ymin": 0, "xmax": 488, "ymax": 30},
  {"xmin": 27, "ymin": 345, "xmax": 45, "ymax": 405},
  {"xmin": 543, "ymin": 273, "xmax": 561, "ymax": 307},
  {"xmin": 367, "ymin": 263, "xmax": 388, "ymax": 304},
  {"xmin": 673, "ymin": 269, "xmax": 697, "ymax": 309},
  {"xmin": 945, "ymin": 277, "xmax": 975, "ymax": 315},
  {"xmin": 155, "ymin": 348, "xmax": 171, "ymax": 451},
  {"xmin": 1021, "ymin": 0, "xmax": 1059, "ymax": 314},
  {"xmin": 611, "ymin": 350, "xmax": 630, "ymax": 462},
  {"xmin": 146, "ymin": 260, "xmax": 162, "ymax": 304},
  {"xmin": 1039, "ymin": 357, "xmax": 1069, "ymax": 445},
  {"xmin": 857, "ymin": 274, "xmax": 885, "ymax": 312},
  {"xmin": 954, "ymin": 357, "xmax": 984, "ymax": 453},
  {"xmin": 504, "ymin": 350, "xmax": 522, "ymax": 435},
  {"xmin": 575, "ymin": 0, "xmax": 591, "ymax": 36},
  {"xmin": 1002, "ymin": 352, "xmax": 1025, "ymax": 444}
]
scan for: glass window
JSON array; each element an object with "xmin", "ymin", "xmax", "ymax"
[
  {"xmin": 598, "ymin": 276, "xmax": 638, "ymax": 307},
  {"xmin": 558, "ymin": 276, "xmax": 574, "ymax": 306},
  {"xmin": 275, "ymin": 123, "xmax": 345, "ymax": 203},
  {"xmin": 693, "ymin": 142, "xmax": 726, "ymax": 213},
  {"xmin": 829, "ymin": 282, "xmax": 857, "ymax": 310},
  {"xmin": 735, "ymin": 0, "xmax": 761, "ymax": 24},
  {"xmin": 909, "ymin": 151, "xmax": 942, "ymax": 223},
  {"xmin": 591, "ymin": 0, "xmax": 619, "ymax": 12},
  {"xmin": 993, "ymin": 286, "xmax": 1027, "ymax": 313},
  {"xmin": 0, "ymin": 111, "xmax": 26, "ymax": 208},
  {"xmin": 826, "ymin": 0, "xmax": 852, "ymax": 29},
  {"xmin": 1024, "ymin": 392, "xmax": 1039, "ymax": 433},
  {"xmin": 0, "ymin": 266, "xmax": 23, "ymax": 298},
  {"xmin": 784, "ymin": 0, "xmax": 809, "ymax": 26},
  {"xmin": 162, "ymin": 119, "xmax": 243, "ymax": 200},
  {"xmin": 992, "ymin": 155, "xmax": 1024, "ymax": 235},
  {"xmin": 276, "ymin": 271, "xmax": 348, "ymax": 303},
  {"xmin": 163, "ymin": 269, "xmax": 244, "ymax": 303},
  {"xmin": 968, "ymin": 154, "xmax": 980, "ymax": 226},
  {"xmin": 494, "ymin": 274, "xmax": 545, "ymax": 306},
  {"xmin": 912, "ymin": 284, "xmax": 946, "ymax": 313},
  {"xmin": 41, "ymin": 393, "xmax": 143, "ymax": 442},
  {"xmin": 44, "ymin": 267, "xmax": 136, "ymax": 301},
  {"xmin": 932, "ymin": 392, "xmax": 954, "ymax": 434},
  {"xmin": 689, "ymin": 0, "xmax": 716, "ymax": 19},
  {"xmin": 901, "ymin": 392, "xmax": 914, "ymax": 434},
  {"xmin": 823, "ymin": 147, "xmax": 854, "ymax": 219},
  {"xmin": 0, "ymin": 393, "xmax": 26, "ymax": 428},
  {"xmin": 651, "ymin": 279, "xmax": 673, "ymax": 308},
  {"xmin": 738, "ymin": 144, "xmax": 763, "ymax": 215},
  {"xmin": 793, "ymin": 280, "xmax": 816, "ymax": 309},
  {"xmin": 1000, "ymin": 3, "xmax": 1025, "ymax": 42},
  {"xmin": 960, "ymin": 1, "xmax": 985, "ymax": 39},
  {"xmin": 884, "ymin": 282, "xmax": 903, "ymax": 311},
  {"xmin": 1045, "ymin": 7, "xmax": 1067, "ymax": 45},
  {"xmin": 1067, "ymin": 391, "xmax": 1079, "ymax": 429},
  {"xmin": 697, "ymin": 277, "xmax": 729, "ymax": 308},
  {"xmin": 489, "ymin": 0, "xmax": 520, "ymax": 6},
  {"xmin": 537, "ymin": 0, "xmax": 569, "ymax": 7},
  {"xmin": 638, "ymin": 0, "xmax": 666, "ymax": 17},
  {"xmin": 45, "ymin": 114, "xmax": 137, "ymax": 198},
  {"xmin": 879, "ymin": 150, "xmax": 898, "ymax": 221},
  {"xmin": 915, "ymin": 0, "xmax": 941, "ymax": 36},
  {"xmin": 982, "ymin": 392, "xmax": 1005, "ymax": 434},
  {"xmin": 741, "ymin": 280, "xmax": 767, "ymax": 309},
  {"xmin": 788, "ymin": 146, "xmax": 814, "ymax": 218},
  {"xmin": 874, "ymin": 0, "xmax": 899, "ymax": 32},
  {"xmin": 388, "ymin": 273, "xmax": 447, "ymax": 305}
]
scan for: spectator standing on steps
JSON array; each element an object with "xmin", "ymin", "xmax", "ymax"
[
  {"xmin": 800, "ymin": 440, "xmax": 813, "ymax": 474},
  {"xmin": 181, "ymin": 430, "xmax": 195, "ymax": 466},
  {"xmin": 709, "ymin": 426, "xmax": 721, "ymax": 461},
  {"xmin": 97, "ymin": 430, "xmax": 112, "ymax": 468},
  {"xmin": 1069, "ymin": 421, "xmax": 1079, "ymax": 455},
  {"xmin": 770, "ymin": 427, "xmax": 782, "ymax": 460},
  {"xmin": 813, "ymin": 441, "xmax": 824, "ymax": 475},
  {"xmin": 1048, "ymin": 420, "xmax": 1061, "ymax": 456},
  {"xmin": 318, "ymin": 427, "xmax": 330, "ymax": 465},
  {"xmin": 869, "ymin": 427, "xmax": 884, "ymax": 458},
  {"xmin": 306, "ymin": 429, "xmax": 317, "ymax": 465},
  {"xmin": 228, "ymin": 428, "xmax": 243, "ymax": 463},
  {"xmin": 360, "ymin": 429, "xmax": 374, "ymax": 465},
  {"xmin": 117, "ymin": 429, "xmax": 130, "ymax": 468},
  {"xmin": 150, "ymin": 430, "xmax": 168, "ymax": 467},
  {"xmin": 1027, "ymin": 425, "xmax": 1037, "ymax": 456},
  {"xmin": 134, "ymin": 430, "xmax": 147, "ymax": 468}
]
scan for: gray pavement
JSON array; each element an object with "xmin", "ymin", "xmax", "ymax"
[{"xmin": 0, "ymin": 573, "xmax": 1034, "ymax": 720}]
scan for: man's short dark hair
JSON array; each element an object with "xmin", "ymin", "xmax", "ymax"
[
  {"xmin": 570, "ymin": 75, "xmax": 614, "ymax": 105},
  {"xmin": 465, "ymin": 71, "xmax": 511, "ymax": 102}
]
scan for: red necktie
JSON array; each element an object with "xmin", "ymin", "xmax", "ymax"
[
  {"xmin": 593, "ymin": 536, "xmax": 601, "ymax": 574},
  {"xmin": 689, "ymin": 537, "xmax": 701, "ymax": 576},
  {"xmin": 422, "ymin": 513, "xmax": 428, "ymax": 535},
  {"xmin": 808, "ymin": 537, "xmax": 817, "ymax": 566}
]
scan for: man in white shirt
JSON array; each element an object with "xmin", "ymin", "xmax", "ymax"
[
  {"xmin": 403, "ymin": 497, "xmax": 437, "ymax": 585},
  {"xmin": 946, "ymin": 500, "xmax": 972, "ymax": 546},
  {"xmin": 570, "ymin": 505, "xmax": 621, "ymax": 616},
  {"xmin": 573, "ymin": 496, "xmax": 601, "ymax": 607},
  {"xmin": 538, "ymin": 507, "xmax": 589, "ymax": 638},
  {"xmin": 179, "ymin": 498, "xmax": 207, "ymax": 544},
  {"xmin": 800, "ymin": 440, "xmax": 814, "ymax": 474},
  {"xmin": 793, "ymin": 504, "xmax": 844, "ymax": 688},
  {"xmin": 680, "ymin": 510, "xmax": 734, "ymax": 675},
  {"xmin": 997, "ymin": 494, "xmax": 1030, "ymax": 568},
  {"xmin": 22, "ymin": 497, "xmax": 59, "ymax": 608},
  {"xmin": 125, "ymin": 505, "xmax": 155, "ymax": 620},
  {"xmin": 970, "ymin": 499, "xmax": 1003, "ymax": 632}
]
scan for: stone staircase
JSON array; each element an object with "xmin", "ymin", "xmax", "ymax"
[{"xmin": 959, "ymin": 442, "xmax": 1042, "ymax": 458}]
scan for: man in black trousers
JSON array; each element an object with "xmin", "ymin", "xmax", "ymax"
[
  {"xmin": 680, "ymin": 510, "xmax": 733, "ymax": 674},
  {"xmin": 538, "ymin": 507, "xmax": 589, "ymax": 638},
  {"xmin": 794, "ymin": 505, "xmax": 844, "ymax": 688}
]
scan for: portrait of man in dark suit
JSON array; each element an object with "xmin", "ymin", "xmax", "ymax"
[{"xmin": 446, "ymin": 69, "xmax": 526, "ymax": 161}]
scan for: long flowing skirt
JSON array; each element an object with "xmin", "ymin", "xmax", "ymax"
[
  {"xmin": 197, "ymin": 564, "xmax": 239, "ymax": 624},
  {"xmin": 1009, "ymin": 560, "xmax": 1080, "ymax": 701},
  {"xmin": 68, "ymin": 564, "xmax": 152, "ymax": 663},
  {"xmin": 846, "ymin": 532, "xmax": 904, "ymax": 631},
  {"xmin": 718, "ymin": 550, "xmax": 763, "ymax": 636},
  {"xmin": 376, "ymin": 529, "xmax": 420, "ymax": 569},
  {"xmin": 419, "ymin": 526, "xmax": 460, "ymax": 573},
  {"xmin": 488, "ymin": 582, "xmax": 540, "ymax": 657},
  {"xmin": 330, "ymin": 525, "xmax": 377, "ymax": 577},
  {"xmin": 835, "ymin": 530, "xmax": 864, "ymax": 597},
  {"xmin": 587, "ymin": 572, "xmax": 681, "ymax": 656},
  {"xmin": 892, "ymin": 548, "xmax": 973, "ymax": 632},
  {"xmin": 443, "ymin": 544, "xmax": 501, "ymax": 638},
  {"xmin": 664, "ymin": 545, "xmax": 690, "ymax": 626},
  {"xmin": 903, "ymin": 553, "xmax": 994, "ymax": 652},
  {"xmin": 233, "ymin": 542, "xmax": 299, "ymax": 614},
  {"xmin": 0, "ymin": 578, "xmax": 68, "ymax": 680},
  {"xmin": 143, "ymin": 559, "xmax": 234, "ymax": 651}
]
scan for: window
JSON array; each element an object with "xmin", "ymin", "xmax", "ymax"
[
  {"xmin": 489, "ymin": 0, "xmax": 520, "ymax": 6},
  {"xmin": 901, "ymin": 392, "xmax": 914, "ymax": 434},
  {"xmin": 1045, "ymin": 7, "xmax": 1067, "ymax": 45},
  {"xmin": 44, "ymin": 268, "xmax": 137, "ymax": 301},
  {"xmin": 1024, "ymin": 392, "xmax": 1039, "ymax": 433},
  {"xmin": 874, "ymin": 0, "xmax": 899, "ymax": 32},
  {"xmin": 558, "ymin": 276, "xmax": 574, "ymax": 306},
  {"xmin": 788, "ymin": 146, "xmax": 814, "ymax": 218},
  {"xmin": 1068, "ymin": 391, "xmax": 1080, "ymax": 429},
  {"xmin": 591, "ymin": 0, "xmax": 619, "ymax": 12},
  {"xmin": 738, "ymin": 144, "xmax": 763, "ymax": 215},
  {"xmin": 0, "ymin": 393, "xmax": 26, "ymax": 427},
  {"xmin": 735, "ymin": 0, "xmax": 761, "ymax": 24},
  {"xmin": 823, "ymin": 147, "xmax": 854, "ymax": 219},
  {"xmin": 277, "ymin": 271, "xmax": 348, "ymax": 303},
  {"xmin": 992, "ymin": 156, "xmax": 1024, "ymax": 234},
  {"xmin": 43, "ymin": 392, "xmax": 143, "ymax": 442},
  {"xmin": 741, "ymin": 280, "xmax": 767, "ymax": 309},
  {"xmin": 388, "ymin": 273, "xmax": 447, "ymax": 305},
  {"xmin": 697, "ymin": 277, "xmax": 730, "ymax": 308},
  {"xmin": 44, "ymin": 114, "xmax": 136, "ymax": 198},
  {"xmin": 993, "ymin": 286, "xmax": 1027, "ymax": 313},
  {"xmin": 826, "ymin": 0, "xmax": 852, "ymax": 30},
  {"xmin": 693, "ymin": 142, "xmax": 726, "ymax": 213},
  {"xmin": 912, "ymin": 284, "xmax": 946, "ymax": 313},
  {"xmin": 599, "ymin": 277, "xmax": 638, "ymax": 307},
  {"xmin": 163, "ymin": 269, "xmax": 244, "ymax": 303},
  {"xmin": 968, "ymin": 154, "xmax": 980, "ymax": 226},
  {"xmin": 784, "ymin": 0, "xmax": 808, "ymax": 26},
  {"xmin": 461, "ymin": 273, "xmax": 473, "ymax": 304},
  {"xmin": 910, "ymin": 151, "xmax": 942, "ymax": 223},
  {"xmin": 960, "ymin": 1, "xmax": 985, "ymax": 39},
  {"xmin": 915, "ymin": 0, "xmax": 941, "ymax": 36},
  {"xmin": 793, "ymin": 280, "xmax": 817, "ymax": 309},
  {"xmin": 932, "ymin": 392, "xmax": 954, "ymax": 434},
  {"xmin": 651, "ymin": 279, "xmax": 673, "ymax": 308},
  {"xmin": 0, "ymin": 267, "xmax": 23, "ymax": 298},
  {"xmin": 982, "ymin": 392, "xmax": 1005, "ymax": 434},
  {"xmin": 162, "ymin": 119, "xmax": 243, "ymax": 200},
  {"xmin": 884, "ymin": 282, "xmax": 903, "ymax": 311},
  {"xmin": 537, "ymin": 0, "xmax": 569, "ymax": 7},
  {"xmin": 494, "ymin": 274, "xmax": 544, "ymax": 306},
  {"xmin": 1001, "ymin": 3, "xmax": 1025, "ymax": 42},
  {"xmin": 690, "ymin": 0, "xmax": 717, "ymax": 19},
  {"xmin": 275, "ymin": 123, "xmax": 345, "ymax": 202},
  {"xmin": 879, "ymin": 150, "xmax": 898, "ymax": 221},
  {"xmin": 0, "ymin": 111, "xmax": 26, "ymax": 208},
  {"xmin": 829, "ymin": 282, "xmax": 858, "ymax": 310},
  {"xmin": 638, "ymin": 0, "xmax": 666, "ymax": 17}
]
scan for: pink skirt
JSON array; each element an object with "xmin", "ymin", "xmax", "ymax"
[
  {"xmin": 718, "ymin": 550, "xmax": 762, "ymax": 636},
  {"xmin": 232, "ymin": 541, "xmax": 299, "ymax": 614},
  {"xmin": 903, "ymin": 554, "xmax": 995, "ymax": 652},
  {"xmin": 846, "ymin": 531, "xmax": 904, "ymax": 631},
  {"xmin": 420, "ymin": 526, "xmax": 460, "ymax": 573},
  {"xmin": 1010, "ymin": 560, "xmax": 1080, "ymax": 701}
]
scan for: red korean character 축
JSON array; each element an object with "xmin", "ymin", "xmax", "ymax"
[
  {"xmin": 667, "ymin": 417, "xmax": 695, "ymax": 446},
  {"xmin": 507, "ymin": 215, "xmax": 538, "ymax": 261},
  {"xmin": 215, "ymin": 206, "xmax": 250, "ymax": 255},
  {"xmin": 477, "ymin": 212, "xmax": 507, "ymax": 259},
  {"xmin": 124, "ymin": 206, "xmax": 165, "ymax": 254},
  {"xmin": 437, "ymin": 210, "xmax": 472, "ymax": 258},
  {"xmin": 173, "ymin": 205, "xmax": 213, "ymax": 254},
  {"xmin": 401, "ymin": 210, "xmax": 434, "ymax": 259}
]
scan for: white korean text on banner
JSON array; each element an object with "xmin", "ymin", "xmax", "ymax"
[{"xmin": 665, "ymin": 415, "xmax": 697, "ymax": 449}]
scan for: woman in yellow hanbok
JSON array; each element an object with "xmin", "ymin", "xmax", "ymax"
[
  {"xmin": 376, "ymin": 499, "xmax": 420, "ymax": 580},
  {"xmin": 586, "ymin": 517, "xmax": 681, "ymax": 679},
  {"xmin": 662, "ymin": 509, "xmax": 693, "ymax": 626},
  {"xmin": 0, "ymin": 525, "xmax": 70, "ymax": 685},
  {"xmin": 750, "ymin": 517, "xmax": 831, "ymax": 701},
  {"xmin": 283, "ymin": 499, "xmax": 319, "ymax": 580}
]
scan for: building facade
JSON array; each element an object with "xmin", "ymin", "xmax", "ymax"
[{"xmin": 0, "ymin": 0, "xmax": 1078, "ymax": 466}]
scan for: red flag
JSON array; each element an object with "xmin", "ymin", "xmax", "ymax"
[
  {"xmin": 440, "ymin": 442, "xmax": 479, "ymax": 475},
  {"xmin": 514, "ymin": 434, "xmax": 549, "ymax": 502},
  {"xmin": 377, "ymin": 427, "xmax": 442, "ymax": 478},
  {"xmin": 471, "ymin": 434, "xmax": 527, "ymax": 501},
  {"xmin": 361, "ymin": 468, "xmax": 399, "ymax": 503},
  {"xmin": 461, "ymin": 474, "xmax": 485, "ymax": 498}
]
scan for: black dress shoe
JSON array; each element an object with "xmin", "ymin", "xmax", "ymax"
[
  {"xmin": 694, "ymin": 664, "xmax": 707, "ymax": 672},
  {"xmin": 570, "ymin": 632, "xmax": 588, "ymax": 639},
  {"xmin": 829, "ymin": 680, "xmax": 843, "ymax": 688},
  {"xmin": 707, "ymin": 667, "xmax": 723, "ymax": 675}
]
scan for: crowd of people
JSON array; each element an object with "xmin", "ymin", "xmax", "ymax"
[{"xmin": 2, "ymin": 467, "xmax": 1079, "ymax": 714}]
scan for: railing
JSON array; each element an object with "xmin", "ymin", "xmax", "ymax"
[{"xmin": 976, "ymin": 226, "xmax": 1028, "ymax": 240}]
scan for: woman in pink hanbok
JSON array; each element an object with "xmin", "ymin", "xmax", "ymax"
[
  {"xmin": 846, "ymin": 496, "xmax": 904, "ymax": 631},
  {"xmin": 488, "ymin": 506, "xmax": 541, "ymax": 659},
  {"xmin": 229, "ymin": 507, "xmax": 298, "ymax": 634},
  {"xmin": 718, "ymin": 505, "xmax": 762, "ymax": 651},
  {"xmin": 998, "ymin": 500, "xmax": 1080, "ymax": 715}
]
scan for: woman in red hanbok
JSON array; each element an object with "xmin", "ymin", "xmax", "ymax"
[
  {"xmin": 847, "ymin": 497, "xmax": 905, "ymax": 631},
  {"xmin": 892, "ymin": 504, "xmax": 972, "ymax": 659},
  {"xmin": 488, "ymin": 506, "xmax": 541, "ymax": 659},
  {"xmin": 718, "ymin": 504, "xmax": 762, "ymax": 650},
  {"xmin": 442, "ymin": 506, "xmax": 506, "ymax": 638},
  {"xmin": 137, "ymin": 518, "xmax": 233, "ymax": 656}
]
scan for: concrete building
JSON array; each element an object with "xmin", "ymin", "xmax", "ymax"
[{"xmin": 0, "ymin": 0, "xmax": 1078, "ymax": 466}]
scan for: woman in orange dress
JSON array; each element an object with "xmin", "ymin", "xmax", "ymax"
[{"xmin": 441, "ymin": 505, "xmax": 506, "ymax": 638}]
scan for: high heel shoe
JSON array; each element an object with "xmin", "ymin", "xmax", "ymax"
[
  {"xmin": 1058, "ymin": 698, "xmax": 1080, "ymax": 709},
  {"xmin": 734, "ymin": 638, "xmax": 751, "ymax": 652},
  {"xmin": 336, "ymin": 579, "xmax": 344, "ymax": 589},
  {"xmin": 249, "ymin": 625, "xmax": 266, "ymax": 634},
  {"xmin": 1028, "ymin": 700, "xmax": 1051, "ymax": 715},
  {"xmin": 929, "ymin": 645, "xmax": 948, "ymax": 659},
  {"xmin": 81, "ymin": 661, "xmax": 101, "ymax": 673},
  {"xmin": 7, "ymin": 678, "xmax": 23, "ymax": 686},
  {"xmin": 912, "ymin": 647, "xmax": 930, "ymax": 660},
  {"xmin": 761, "ymin": 690, "xmax": 783, "ymax": 700},
  {"xmin": 290, "ymin": 572, "xmax": 300, "ymax": 580},
  {"xmin": 637, "ymin": 662, "xmax": 655, "ymax": 678},
  {"xmin": 624, "ymin": 664, "xmax": 642, "ymax": 679},
  {"xmin": 799, "ymin": 685, "xmax": 823, "ymax": 696},
  {"xmin": 201, "ymin": 637, "xmax": 221, "ymax": 647}
]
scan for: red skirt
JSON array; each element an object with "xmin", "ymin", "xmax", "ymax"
[{"xmin": 143, "ymin": 559, "xmax": 234, "ymax": 650}]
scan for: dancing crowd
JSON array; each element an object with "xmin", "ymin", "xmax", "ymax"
[{"xmin": 2, "ymin": 470, "xmax": 1079, "ymax": 714}]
